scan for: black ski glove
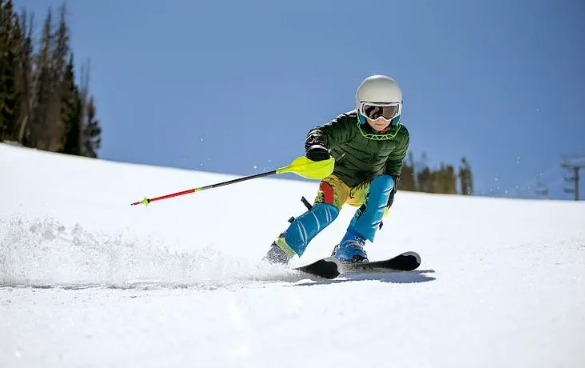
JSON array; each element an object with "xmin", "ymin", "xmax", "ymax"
[
  {"xmin": 306, "ymin": 144, "xmax": 330, "ymax": 161},
  {"xmin": 304, "ymin": 130, "xmax": 330, "ymax": 161}
]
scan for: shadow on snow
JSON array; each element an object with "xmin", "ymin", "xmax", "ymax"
[{"xmin": 271, "ymin": 269, "xmax": 437, "ymax": 286}]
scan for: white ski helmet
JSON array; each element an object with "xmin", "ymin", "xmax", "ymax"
[{"xmin": 355, "ymin": 75, "xmax": 403, "ymax": 127}]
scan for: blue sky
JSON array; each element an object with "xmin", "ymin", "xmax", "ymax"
[{"xmin": 19, "ymin": 0, "xmax": 585, "ymax": 200}]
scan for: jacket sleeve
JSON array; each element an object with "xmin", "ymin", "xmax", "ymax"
[
  {"xmin": 384, "ymin": 129, "xmax": 409, "ymax": 178},
  {"xmin": 305, "ymin": 113, "xmax": 356, "ymax": 152}
]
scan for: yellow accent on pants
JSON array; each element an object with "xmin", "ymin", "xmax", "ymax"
[
  {"xmin": 314, "ymin": 174, "xmax": 391, "ymax": 217},
  {"xmin": 315, "ymin": 174, "xmax": 388, "ymax": 212}
]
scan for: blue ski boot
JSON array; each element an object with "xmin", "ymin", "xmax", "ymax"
[{"xmin": 332, "ymin": 228, "xmax": 368, "ymax": 263}]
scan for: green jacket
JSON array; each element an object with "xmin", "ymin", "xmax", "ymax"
[{"xmin": 305, "ymin": 110, "xmax": 409, "ymax": 187}]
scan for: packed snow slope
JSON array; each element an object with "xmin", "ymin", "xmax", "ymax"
[{"xmin": 1, "ymin": 143, "xmax": 584, "ymax": 368}]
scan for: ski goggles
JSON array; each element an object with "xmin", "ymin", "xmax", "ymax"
[{"xmin": 358, "ymin": 102, "xmax": 402, "ymax": 121}]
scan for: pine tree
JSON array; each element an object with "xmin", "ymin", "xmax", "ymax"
[
  {"xmin": 398, "ymin": 151, "xmax": 416, "ymax": 191},
  {"xmin": 430, "ymin": 165, "xmax": 443, "ymax": 193},
  {"xmin": 432, "ymin": 164, "xmax": 457, "ymax": 194},
  {"xmin": 16, "ymin": 8, "xmax": 35, "ymax": 145},
  {"xmin": 445, "ymin": 165, "xmax": 457, "ymax": 194},
  {"xmin": 2, "ymin": 1, "xmax": 102, "ymax": 155},
  {"xmin": 459, "ymin": 157, "xmax": 473, "ymax": 195},
  {"xmin": 6, "ymin": 7, "xmax": 23, "ymax": 141},
  {"xmin": 0, "ymin": 0, "xmax": 19, "ymax": 141},
  {"xmin": 417, "ymin": 166, "xmax": 432, "ymax": 193},
  {"xmin": 49, "ymin": 3, "xmax": 70, "ymax": 152},
  {"xmin": 29, "ymin": 7, "xmax": 54, "ymax": 150},
  {"xmin": 60, "ymin": 54, "xmax": 81, "ymax": 155},
  {"xmin": 82, "ymin": 96, "xmax": 101, "ymax": 158},
  {"xmin": 0, "ymin": 0, "xmax": 5, "ymax": 139}
]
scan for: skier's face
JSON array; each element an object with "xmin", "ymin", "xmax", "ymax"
[{"xmin": 366, "ymin": 117, "xmax": 391, "ymax": 132}]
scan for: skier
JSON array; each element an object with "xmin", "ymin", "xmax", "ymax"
[{"xmin": 264, "ymin": 74, "xmax": 409, "ymax": 265}]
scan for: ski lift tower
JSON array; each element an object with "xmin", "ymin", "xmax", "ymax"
[{"xmin": 560, "ymin": 154, "xmax": 585, "ymax": 201}]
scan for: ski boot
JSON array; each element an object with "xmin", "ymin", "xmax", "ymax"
[
  {"xmin": 262, "ymin": 233, "xmax": 296, "ymax": 265},
  {"xmin": 332, "ymin": 229, "xmax": 368, "ymax": 264}
]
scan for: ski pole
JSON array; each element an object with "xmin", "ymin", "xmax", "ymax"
[{"xmin": 130, "ymin": 156, "xmax": 334, "ymax": 207}]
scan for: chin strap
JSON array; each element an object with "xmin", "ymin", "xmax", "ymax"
[{"xmin": 356, "ymin": 117, "xmax": 401, "ymax": 140}]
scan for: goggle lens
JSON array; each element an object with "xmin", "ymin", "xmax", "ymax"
[{"xmin": 361, "ymin": 103, "xmax": 400, "ymax": 120}]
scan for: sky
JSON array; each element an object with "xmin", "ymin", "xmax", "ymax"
[{"xmin": 18, "ymin": 0, "xmax": 585, "ymax": 200}]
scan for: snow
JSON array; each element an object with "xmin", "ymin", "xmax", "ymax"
[{"xmin": 1, "ymin": 142, "xmax": 584, "ymax": 368}]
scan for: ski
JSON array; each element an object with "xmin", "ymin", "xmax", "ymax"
[
  {"xmin": 291, "ymin": 251, "xmax": 421, "ymax": 280},
  {"xmin": 341, "ymin": 251, "xmax": 421, "ymax": 274}
]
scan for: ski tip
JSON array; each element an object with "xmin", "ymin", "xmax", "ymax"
[
  {"xmin": 321, "ymin": 256, "xmax": 342, "ymax": 266},
  {"xmin": 401, "ymin": 251, "xmax": 421, "ymax": 265},
  {"xmin": 312, "ymin": 258, "xmax": 341, "ymax": 279},
  {"xmin": 294, "ymin": 257, "xmax": 341, "ymax": 279}
]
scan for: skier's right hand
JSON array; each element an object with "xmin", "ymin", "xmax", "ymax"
[{"xmin": 306, "ymin": 144, "xmax": 330, "ymax": 161}]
